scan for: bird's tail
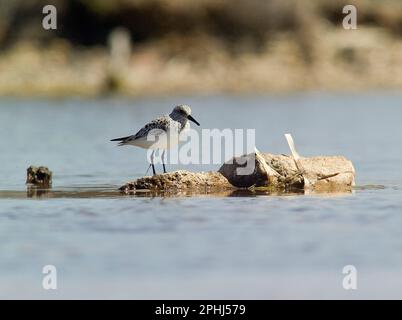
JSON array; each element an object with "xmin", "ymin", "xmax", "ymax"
[
  {"xmin": 110, "ymin": 136, "xmax": 131, "ymax": 146},
  {"xmin": 110, "ymin": 136, "xmax": 130, "ymax": 142}
]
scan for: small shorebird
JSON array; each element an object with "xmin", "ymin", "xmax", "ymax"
[{"xmin": 111, "ymin": 105, "xmax": 200, "ymax": 175}]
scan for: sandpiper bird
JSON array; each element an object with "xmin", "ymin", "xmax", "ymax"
[{"xmin": 111, "ymin": 105, "xmax": 200, "ymax": 175}]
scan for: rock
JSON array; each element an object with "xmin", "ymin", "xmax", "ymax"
[
  {"xmin": 218, "ymin": 152, "xmax": 284, "ymax": 188},
  {"xmin": 26, "ymin": 166, "xmax": 52, "ymax": 187},
  {"xmin": 119, "ymin": 135, "xmax": 356, "ymax": 194},
  {"xmin": 120, "ymin": 170, "xmax": 234, "ymax": 195},
  {"xmin": 120, "ymin": 153, "xmax": 355, "ymax": 194},
  {"xmin": 219, "ymin": 152, "xmax": 355, "ymax": 192}
]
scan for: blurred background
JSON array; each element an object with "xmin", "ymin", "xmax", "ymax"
[{"xmin": 1, "ymin": 0, "xmax": 402, "ymax": 97}]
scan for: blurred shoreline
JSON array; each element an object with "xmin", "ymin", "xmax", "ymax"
[{"xmin": 2, "ymin": 0, "xmax": 402, "ymax": 97}]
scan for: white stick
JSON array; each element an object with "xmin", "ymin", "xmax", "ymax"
[
  {"xmin": 254, "ymin": 147, "xmax": 280, "ymax": 177},
  {"xmin": 284, "ymin": 133, "xmax": 312, "ymax": 186},
  {"xmin": 285, "ymin": 133, "xmax": 300, "ymax": 161}
]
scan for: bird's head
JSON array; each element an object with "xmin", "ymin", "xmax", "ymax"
[{"xmin": 171, "ymin": 105, "xmax": 200, "ymax": 126}]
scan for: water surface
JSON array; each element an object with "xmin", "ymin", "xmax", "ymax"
[{"xmin": 0, "ymin": 93, "xmax": 401, "ymax": 299}]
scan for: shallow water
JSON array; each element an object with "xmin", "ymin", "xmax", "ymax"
[{"xmin": 0, "ymin": 93, "xmax": 402, "ymax": 299}]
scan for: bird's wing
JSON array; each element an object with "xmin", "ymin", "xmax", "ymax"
[{"xmin": 121, "ymin": 116, "xmax": 168, "ymax": 142}]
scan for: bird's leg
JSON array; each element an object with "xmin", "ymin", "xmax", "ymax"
[
  {"xmin": 161, "ymin": 149, "xmax": 167, "ymax": 173},
  {"xmin": 150, "ymin": 150, "xmax": 156, "ymax": 175},
  {"xmin": 145, "ymin": 164, "xmax": 152, "ymax": 176}
]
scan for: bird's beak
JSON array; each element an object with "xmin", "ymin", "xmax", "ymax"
[{"xmin": 188, "ymin": 115, "xmax": 200, "ymax": 126}]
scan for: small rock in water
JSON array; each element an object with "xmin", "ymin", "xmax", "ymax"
[{"xmin": 26, "ymin": 166, "xmax": 52, "ymax": 187}]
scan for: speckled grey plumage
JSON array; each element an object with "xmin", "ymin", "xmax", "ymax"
[{"xmin": 111, "ymin": 105, "xmax": 193, "ymax": 148}]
